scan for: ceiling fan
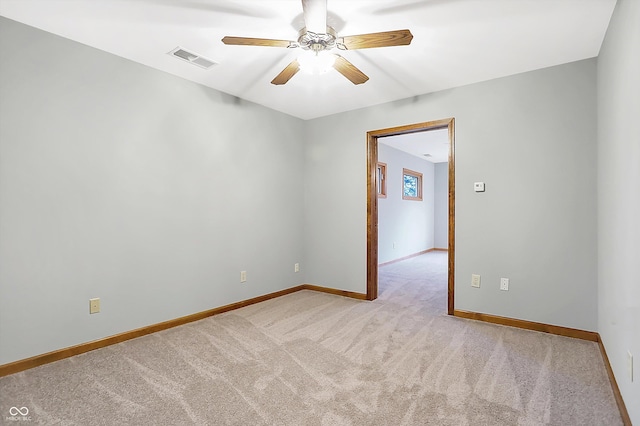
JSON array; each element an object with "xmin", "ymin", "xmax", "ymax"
[{"xmin": 221, "ymin": 0, "xmax": 413, "ymax": 85}]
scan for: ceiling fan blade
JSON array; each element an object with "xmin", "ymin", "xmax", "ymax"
[
  {"xmin": 338, "ymin": 29, "xmax": 413, "ymax": 50},
  {"xmin": 333, "ymin": 56, "xmax": 369, "ymax": 85},
  {"xmin": 302, "ymin": 0, "xmax": 327, "ymax": 33},
  {"xmin": 271, "ymin": 60, "xmax": 301, "ymax": 85},
  {"xmin": 222, "ymin": 36, "xmax": 293, "ymax": 48}
]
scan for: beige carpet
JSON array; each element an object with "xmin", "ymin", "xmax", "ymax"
[{"xmin": 0, "ymin": 252, "xmax": 622, "ymax": 425}]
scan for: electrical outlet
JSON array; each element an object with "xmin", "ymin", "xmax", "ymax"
[
  {"xmin": 294, "ymin": 263, "xmax": 300, "ymax": 273},
  {"xmin": 500, "ymin": 278, "xmax": 509, "ymax": 291},
  {"xmin": 240, "ymin": 271, "xmax": 247, "ymax": 283},
  {"xmin": 471, "ymin": 274, "xmax": 481, "ymax": 288},
  {"xmin": 89, "ymin": 298, "xmax": 100, "ymax": 314},
  {"xmin": 628, "ymin": 351, "xmax": 634, "ymax": 382}
]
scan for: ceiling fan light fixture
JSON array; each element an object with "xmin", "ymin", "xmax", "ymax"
[
  {"xmin": 298, "ymin": 51, "xmax": 336, "ymax": 75},
  {"xmin": 221, "ymin": 0, "xmax": 413, "ymax": 85}
]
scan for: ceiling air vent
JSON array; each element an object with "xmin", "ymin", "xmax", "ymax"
[{"xmin": 168, "ymin": 47, "xmax": 217, "ymax": 69}]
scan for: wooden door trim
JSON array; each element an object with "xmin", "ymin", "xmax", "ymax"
[{"xmin": 366, "ymin": 118, "xmax": 455, "ymax": 315}]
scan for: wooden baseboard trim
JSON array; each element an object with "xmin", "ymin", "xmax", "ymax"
[
  {"xmin": 2, "ymin": 294, "xmax": 629, "ymax": 424},
  {"xmin": 301, "ymin": 284, "xmax": 368, "ymax": 300},
  {"xmin": 378, "ymin": 248, "xmax": 434, "ymax": 267},
  {"xmin": 453, "ymin": 309, "xmax": 598, "ymax": 341},
  {"xmin": 0, "ymin": 283, "xmax": 368, "ymax": 377},
  {"xmin": 597, "ymin": 335, "xmax": 632, "ymax": 425},
  {"xmin": 0, "ymin": 285, "xmax": 307, "ymax": 377}
]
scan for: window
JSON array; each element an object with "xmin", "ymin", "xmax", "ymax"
[
  {"xmin": 402, "ymin": 168, "xmax": 423, "ymax": 201},
  {"xmin": 377, "ymin": 162, "xmax": 387, "ymax": 198}
]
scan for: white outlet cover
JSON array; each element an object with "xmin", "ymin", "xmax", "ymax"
[
  {"xmin": 500, "ymin": 278, "xmax": 509, "ymax": 291},
  {"xmin": 89, "ymin": 298, "xmax": 100, "ymax": 314},
  {"xmin": 471, "ymin": 274, "xmax": 481, "ymax": 288}
]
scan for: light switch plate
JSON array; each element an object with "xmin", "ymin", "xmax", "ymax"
[{"xmin": 474, "ymin": 182, "xmax": 485, "ymax": 192}]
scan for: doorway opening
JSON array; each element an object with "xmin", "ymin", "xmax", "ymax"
[{"xmin": 366, "ymin": 118, "xmax": 455, "ymax": 314}]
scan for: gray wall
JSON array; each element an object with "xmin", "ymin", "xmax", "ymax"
[
  {"xmin": 0, "ymin": 18, "xmax": 306, "ymax": 365},
  {"xmin": 304, "ymin": 59, "xmax": 598, "ymax": 331},
  {"xmin": 597, "ymin": 0, "xmax": 640, "ymax": 422},
  {"xmin": 377, "ymin": 144, "xmax": 435, "ymax": 264},
  {"xmin": 434, "ymin": 162, "xmax": 448, "ymax": 249},
  {"xmin": 0, "ymin": 15, "xmax": 606, "ymax": 373}
]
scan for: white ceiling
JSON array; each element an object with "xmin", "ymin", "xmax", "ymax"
[
  {"xmin": 0, "ymin": 0, "xmax": 616, "ymax": 120},
  {"xmin": 380, "ymin": 128, "xmax": 450, "ymax": 164}
]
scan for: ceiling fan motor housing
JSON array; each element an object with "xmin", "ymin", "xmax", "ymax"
[{"xmin": 297, "ymin": 26, "xmax": 339, "ymax": 52}]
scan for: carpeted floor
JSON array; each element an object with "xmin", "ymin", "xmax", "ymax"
[{"xmin": 0, "ymin": 252, "xmax": 622, "ymax": 425}]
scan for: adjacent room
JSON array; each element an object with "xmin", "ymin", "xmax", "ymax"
[{"xmin": 0, "ymin": 0, "xmax": 638, "ymax": 424}]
